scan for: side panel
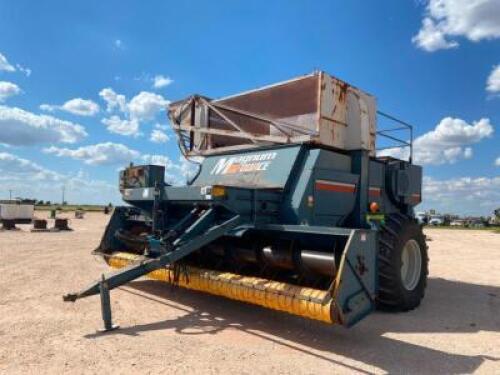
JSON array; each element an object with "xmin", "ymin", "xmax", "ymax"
[
  {"xmin": 313, "ymin": 173, "xmax": 358, "ymax": 224},
  {"xmin": 344, "ymin": 90, "xmax": 376, "ymax": 154},
  {"xmin": 282, "ymin": 148, "xmax": 357, "ymax": 227},
  {"xmin": 383, "ymin": 161, "xmax": 423, "ymax": 215},
  {"xmin": 318, "ymin": 73, "xmax": 347, "ymax": 149},
  {"xmin": 404, "ymin": 164, "xmax": 423, "ymax": 206},
  {"xmin": 193, "ymin": 145, "xmax": 302, "ymax": 188},
  {"xmin": 318, "ymin": 73, "xmax": 376, "ymax": 154},
  {"xmin": 368, "ymin": 160, "xmax": 385, "ymax": 212},
  {"xmin": 312, "ymin": 149, "xmax": 358, "ymax": 226},
  {"xmin": 333, "ymin": 229, "xmax": 377, "ymax": 327}
]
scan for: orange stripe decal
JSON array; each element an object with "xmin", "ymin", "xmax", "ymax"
[
  {"xmin": 411, "ymin": 193, "xmax": 421, "ymax": 202},
  {"xmin": 369, "ymin": 187, "xmax": 381, "ymax": 197},
  {"xmin": 315, "ymin": 180, "xmax": 356, "ymax": 193}
]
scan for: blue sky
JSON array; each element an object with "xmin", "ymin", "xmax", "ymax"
[{"xmin": 0, "ymin": 0, "xmax": 498, "ymax": 215}]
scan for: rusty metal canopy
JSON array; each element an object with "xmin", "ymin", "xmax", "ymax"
[{"xmin": 168, "ymin": 71, "xmax": 377, "ymax": 157}]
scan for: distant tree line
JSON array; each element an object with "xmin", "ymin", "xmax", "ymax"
[{"xmin": 36, "ymin": 200, "xmax": 53, "ymax": 205}]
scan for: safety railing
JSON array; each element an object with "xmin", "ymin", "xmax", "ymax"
[{"xmin": 376, "ymin": 111, "xmax": 414, "ymax": 163}]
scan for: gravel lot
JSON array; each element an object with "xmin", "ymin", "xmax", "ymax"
[{"xmin": 1, "ymin": 213, "xmax": 499, "ymax": 374}]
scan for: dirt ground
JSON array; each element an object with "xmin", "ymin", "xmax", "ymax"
[{"xmin": 1, "ymin": 213, "xmax": 499, "ymax": 374}]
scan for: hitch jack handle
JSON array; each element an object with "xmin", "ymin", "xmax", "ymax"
[
  {"xmin": 63, "ymin": 210, "xmax": 242, "ymax": 333},
  {"xmin": 98, "ymin": 274, "xmax": 119, "ymax": 332}
]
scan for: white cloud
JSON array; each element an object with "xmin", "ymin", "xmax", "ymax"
[
  {"xmin": 99, "ymin": 87, "xmax": 169, "ymax": 120},
  {"xmin": 413, "ymin": 0, "xmax": 500, "ymax": 51},
  {"xmin": 153, "ymin": 75, "xmax": 174, "ymax": 89},
  {"xmin": 154, "ymin": 123, "xmax": 169, "ymax": 130},
  {"xmin": 0, "ymin": 81, "xmax": 21, "ymax": 102},
  {"xmin": 15, "ymin": 64, "xmax": 31, "ymax": 77},
  {"xmin": 178, "ymin": 157, "xmax": 199, "ymax": 181},
  {"xmin": 99, "ymin": 88, "xmax": 127, "ymax": 113},
  {"xmin": 0, "ymin": 152, "xmax": 63, "ymax": 181},
  {"xmin": 441, "ymin": 146, "xmax": 471, "ymax": 161},
  {"xmin": 0, "ymin": 52, "xmax": 15, "ymax": 72},
  {"xmin": 463, "ymin": 147, "xmax": 473, "ymax": 159},
  {"xmin": 128, "ymin": 91, "xmax": 170, "ymax": 121},
  {"xmin": 150, "ymin": 127, "xmax": 170, "ymax": 143},
  {"xmin": 98, "ymin": 88, "xmax": 169, "ymax": 136},
  {"xmin": 379, "ymin": 117, "xmax": 494, "ymax": 165},
  {"xmin": 142, "ymin": 154, "xmax": 175, "ymax": 169},
  {"xmin": 134, "ymin": 72, "xmax": 173, "ymax": 89},
  {"xmin": 412, "ymin": 17, "xmax": 459, "ymax": 52},
  {"xmin": 0, "ymin": 53, "xmax": 31, "ymax": 76},
  {"xmin": 0, "ymin": 105, "xmax": 87, "ymax": 146},
  {"xmin": 495, "ymin": 157, "xmax": 500, "ymax": 166},
  {"xmin": 486, "ymin": 64, "xmax": 500, "ymax": 94},
  {"xmin": 414, "ymin": 117, "xmax": 493, "ymax": 164},
  {"xmin": 38, "ymin": 151, "xmax": 193, "ymax": 188},
  {"xmin": 61, "ymin": 98, "xmax": 99, "ymax": 116},
  {"xmin": 101, "ymin": 115, "xmax": 140, "ymax": 136},
  {"xmin": 0, "ymin": 152, "xmax": 117, "ymax": 204},
  {"xmin": 39, "ymin": 104, "xmax": 55, "ymax": 112},
  {"xmin": 40, "ymin": 98, "xmax": 100, "ymax": 116},
  {"xmin": 44, "ymin": 142, "xmax": 139, "ymax": 166},
  {"xmin": 422, "ymin": 175, "xmax": 500, "ymax": 215}
]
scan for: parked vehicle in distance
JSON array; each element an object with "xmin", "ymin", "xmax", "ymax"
[
  {"xmin": 0, "ymin": 199, "xmax": 34, "ymax": 223},
  {"xmin": 469, "ymin": 220, "xmax": 485, "ymax": 228},
  {"xmin": 429, "ymin": 215, "xmax": 444, "ymax": 226},
  {"xmin": 416, "ymin": 212, "xmax": 428, "ymax": 225}
]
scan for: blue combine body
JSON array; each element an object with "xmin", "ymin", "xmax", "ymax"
[{"xmin": 64, "ymin": 72, "xmax": 427, "ymax": 331}]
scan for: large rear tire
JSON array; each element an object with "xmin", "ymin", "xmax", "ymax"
[{"xmin": 377, "ymin": 213, "xmax": 428, "ymax": 311}]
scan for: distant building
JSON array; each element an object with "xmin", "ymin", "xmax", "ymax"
[{"xmin": 0, "ymin": 199, "xmax": 34, "ymax": 223}]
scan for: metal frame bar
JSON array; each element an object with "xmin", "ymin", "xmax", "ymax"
[
  {"xmin": 170, "ymin": 95, "xmax": 319, "ymax": 158},
  {"xmin": 200, "ymin": 98, "xmax": 259, "ymax": 144},
  {"xmin": 254, "ymin": 223, "xmax": 353, "ymax": 236},
  {"xmin": 171, "ymin": 125, "xmax": 290, "ymax": 144},
  {"xmin": 376, "ymin": 110, "xmax": 414, "ymax": 163},
  {"xmin": 64, "ymin": 209, "xmax": 242, "ymax": 332},
  {"xmin": 211, "ymin": 101, "xmax": 316, "ymax": 136},
  {"xmin": 98, "ymin": 275, "xmax": 119, "ymax": 332},
  {"xmin": 63, "ymin": 211, "xmax": 241, "ymax": 302}
]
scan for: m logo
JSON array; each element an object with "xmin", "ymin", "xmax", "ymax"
[
  {"xmin": 210, "ymin": 157, "xmax": 234, "ymax": 175},
  {"xmin": 210, "ymin": 152, "xmax": 277, "ymax": 175}
]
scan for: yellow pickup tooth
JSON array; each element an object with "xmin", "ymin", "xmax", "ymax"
[{"xmin": 107, "ymin": 252, "xmax": 335, "ymax": 324}]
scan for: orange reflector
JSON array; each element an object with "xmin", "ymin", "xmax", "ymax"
[
  {"xmin": 211, "ymin": 185, "xmax": 226, "ymax": 198},
  {"xmin": 369, "ymin": 201, "xmax": 379, "ymax": 213}
]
